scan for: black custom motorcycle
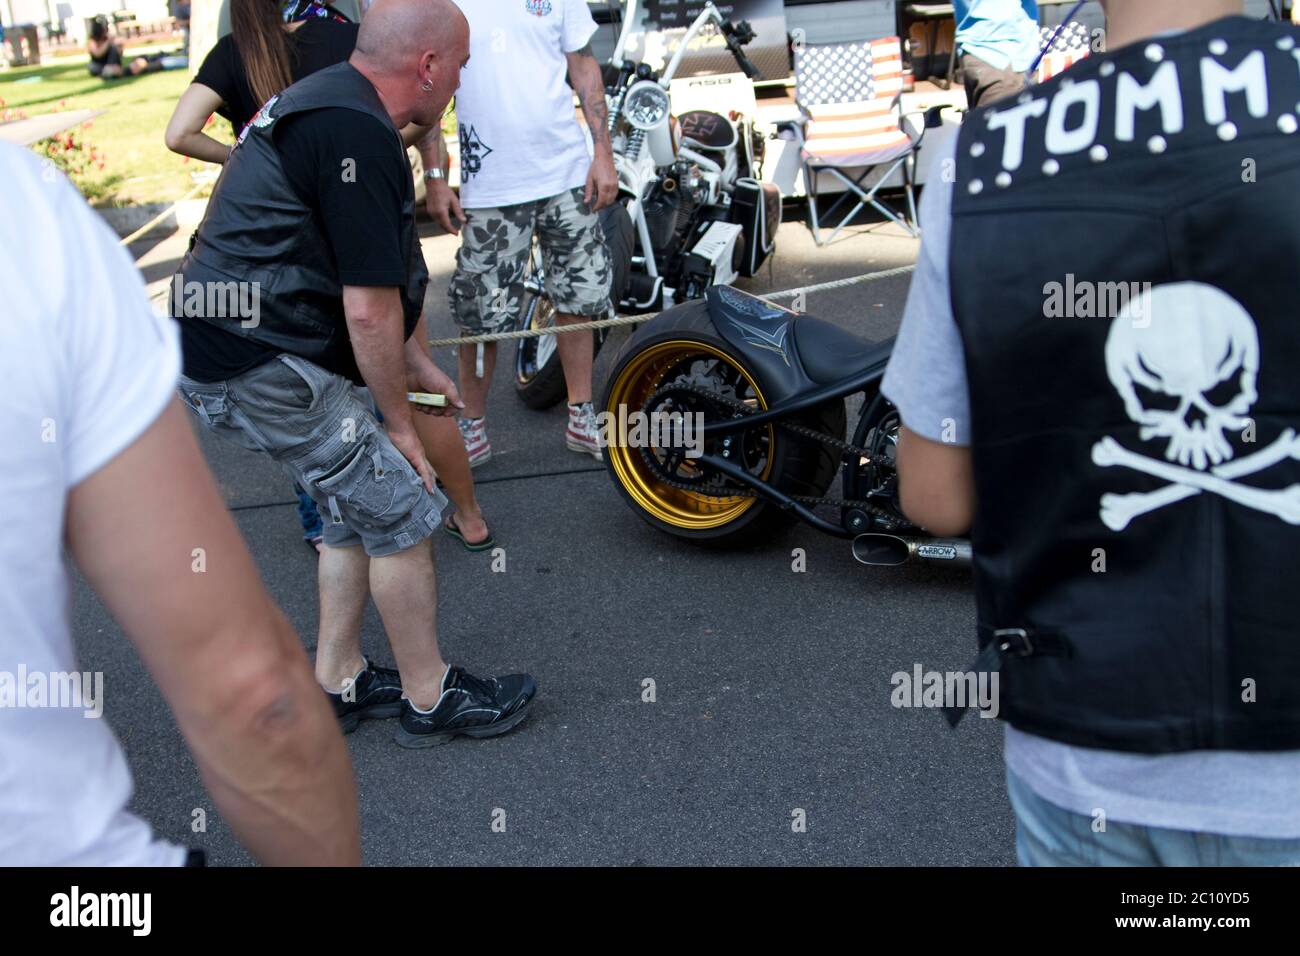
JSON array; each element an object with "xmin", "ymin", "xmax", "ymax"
[{"xmin": 599, "ymin": 284, "xmax": 972, "ymax": 568}]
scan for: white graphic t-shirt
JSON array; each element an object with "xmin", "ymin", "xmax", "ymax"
[{"xmin": 450, "ymin": 0, "xmax": 597, "ymax": 209}]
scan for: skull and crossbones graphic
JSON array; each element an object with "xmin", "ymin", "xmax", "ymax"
[{"xmin": 1093, "ymin": 282, "xmax": 1300, "ymax": 532}]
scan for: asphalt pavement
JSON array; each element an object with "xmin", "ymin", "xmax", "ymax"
[{"xmin": 87, "ymin": 209, "xmax": 1015, "ymax": 866}]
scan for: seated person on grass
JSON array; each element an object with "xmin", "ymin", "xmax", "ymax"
[{"xmin": 86, "ymin": 17, "xmax": 185, "ymax": 79}]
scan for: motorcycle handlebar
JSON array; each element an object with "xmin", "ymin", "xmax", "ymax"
[
  {"xmin": 612, "ymin": 3, "xmax": 764, "ymax": 86},
  {"xmin": 721, "ymin": 19, "xmax": 764, "ymax": 81},
  {"xmin": 725, "ymin": 19, "xmax": 756, "ymax": 46}
]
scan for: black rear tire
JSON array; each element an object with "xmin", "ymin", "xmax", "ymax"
[{"xmin": 514, "ymin": 202, "xmax": 635, "ymax": 411}]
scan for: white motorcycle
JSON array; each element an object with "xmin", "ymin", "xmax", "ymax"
[{"xmin": 514, "ymin": 0, "xmax": 782, "ymax": 410}]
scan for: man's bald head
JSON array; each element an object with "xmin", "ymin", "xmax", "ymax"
[
  {"xmin": 355, "ymin": 0, "xmax": 467, "ymax": 66},
  {"xmin": 351, "ymin": 0, "xmax": 469, "ymax": 126}
]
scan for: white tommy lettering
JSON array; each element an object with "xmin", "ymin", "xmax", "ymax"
[
  {"xmin": 1046, "ymin": 78, "xmax": 1102, "ymax": 155},
  {"xmin": 1115, "ymin": 61, "xmax": 1184, "ymax": 141},
  {"xmin": 979, "ymin": 48, "xmax": 1292, "ymax": 176},
  {"xmin": 987, "ymin": 97, "xmax": 1048, "ymax": 171},
  {"xmin": 1201, "ymin": 50, "xmax": 1269, "ymax": 124}
]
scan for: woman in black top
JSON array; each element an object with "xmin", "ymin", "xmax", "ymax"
[{"xmin": 164, "ymin": 0, "xmax": 361, "ymax": 163}]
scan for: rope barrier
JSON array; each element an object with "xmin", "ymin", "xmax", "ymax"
[
  {"xmin": 118, "ymin": 181, "xmax": 207, "ymax": 247},
  {"xmin": 132, "ymin": 192, "xmax": 916, "ymax": 336},
  {"xmin": 424, "ymin": 262, "xmax": 917, "ymax": 348}
]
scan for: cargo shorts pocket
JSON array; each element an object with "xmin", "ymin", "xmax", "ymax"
[
  {"xmin": 178, "ymin": 380, "xmax": 230, "ymax": 425},
  {"xmin": 275, "ymin": 353, "xmax": 334, "ymax": 412},
  {"xmin": 308, "ymin": 434, "xmax": 424, "ymax": 531},
  {"xmin": 178, "ymin": 379, "xmax": 265, "ymax": 453}
]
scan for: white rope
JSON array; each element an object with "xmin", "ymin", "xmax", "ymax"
[
  {"xmin": 425, "ymin": 263, "xmax": 917, "ymax": 348},
  {"xmin": 119, "ymin": 182, "xmax": 207, "ymax": 247}
]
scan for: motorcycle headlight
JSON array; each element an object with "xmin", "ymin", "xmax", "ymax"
[{"xmin": 624, "ymin": 81, "xmax": 671, "ymax": 131}]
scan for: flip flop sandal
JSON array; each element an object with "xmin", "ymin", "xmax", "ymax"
[{"xmin": 443, "ymin": 514, "xmax": 495, "ymax": 552}]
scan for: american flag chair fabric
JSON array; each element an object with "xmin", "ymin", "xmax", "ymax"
[
  {"xmin": 1036, "ymin": 21, "xmax": 1095, "ymax": 84},
  {"xmin": 792, "ymin": 37, "xmax": 922, "ymax": 243}
]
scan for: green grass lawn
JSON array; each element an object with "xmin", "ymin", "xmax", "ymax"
[
  {"xmin": 2, "ymin": 44, "xmax": 457, "ymax": 207},
  {"xmin": 0, "ymin": 47, "xmax": 231, "ymax": 206}
]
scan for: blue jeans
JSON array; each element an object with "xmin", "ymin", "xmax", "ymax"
[
  {"xmin": 1007, "ymin": 768, "xmax": 1300, "ymax": 866},
  {"xmin": 295, "ymin": 483, "xmax": 322, "ymax": 540}
]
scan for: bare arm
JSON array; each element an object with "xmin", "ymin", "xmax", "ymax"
[
  {"xmin": 566, "ymin": 45, "xmax": 611, "ymax": 153},
  {"xmin": 566, "ymin": 45, "xmax": 618, "ymax": 209},
  {"xmin": 164, "ymin": 82, "xmax": 231, "ymax": 165},
  {"xmin": 400, "ymin": 122, "xmax": 432, "ymax": 149},
  {"xmin": 404, "ymin": 312, "xmax": 462, "ymax": 415},
  {"xmin": 895, "ymin": 425, "xmax": 976, "ymax": 537},
  {"xmin": 415, "ymin": 124, "xmax": 449, "ymax": 177},
  {"xmin": 65, "ymin": 402, "xmax": 360, "ymax": 866},
  {"xmin": 343, "ymin": 285, "xmax": 420, "ymax": 443},
  {"xmin": 343, "ymin": 286, "xmax": 464, "ymax": 490},
  {"xmin": 417, "ymin": 124, "xmax": 463, "ymax": 234}
]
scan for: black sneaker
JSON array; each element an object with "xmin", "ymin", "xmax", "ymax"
[
  {"xmin": 395, "ymin": 665, "xmax": 536, "ymax": 749},
  {"xmin": 325, "ymin": 658, "xmax": 404, "ymax": 733}
]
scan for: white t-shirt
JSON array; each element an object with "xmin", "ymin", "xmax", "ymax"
[
  {"xmin": 880, "ymin": 135, "xmax": 1300, "ymax": 839},
  {"xmin": 450, "ymin": 0, "xmax": 597, "ymax": 209},
  {"xmin": 0, "ymin": 143, "xmax": 186, "ymax": 865}
]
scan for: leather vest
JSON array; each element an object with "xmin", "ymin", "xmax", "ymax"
[
  {"xmin": 949, "ymin": 16, "xmax": 1300, "ymax": 753},
  {"xmin": 175, "ymin": 62, "xmax": 427, "ymax": 380}
]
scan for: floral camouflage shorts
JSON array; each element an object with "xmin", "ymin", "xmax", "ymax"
[{"xmin": 448, "ymin": 186, "xmax": 612, "ymax": 335}]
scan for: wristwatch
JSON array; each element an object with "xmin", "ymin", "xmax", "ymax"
[{"xmin": 423, "ymin": 168, "xmax": 446, "ymax": 182}]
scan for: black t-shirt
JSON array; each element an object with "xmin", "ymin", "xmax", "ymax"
[
  {"xmin": 180, "ymin": 106, "xmax": 418, "ymax": 382},
  {"xmin": 194, "ymin": 19, "xmax": 359, "ymax": 134}
]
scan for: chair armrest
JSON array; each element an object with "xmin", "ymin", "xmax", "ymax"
[
  {"xmin": 774, "ymin": 117, "xmax": 807, "ymax": 145},
  {"xmin": 901, "ymin": 103, "xmax": 953, "ymax": 152}
]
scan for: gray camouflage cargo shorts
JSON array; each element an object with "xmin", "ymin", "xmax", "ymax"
[
  {"xmin": 178, "ymin": 354, "xmax": 447, "ymax": 557},
  {"xmin": 448, "ymin": 186, "xmax": 612, "ymax": 335}
]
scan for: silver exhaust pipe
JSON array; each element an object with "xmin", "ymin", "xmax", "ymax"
[{"xmin": 852, "ymin": 534, "xmax": 972, "ymax": 568}]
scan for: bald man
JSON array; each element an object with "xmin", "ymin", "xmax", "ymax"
[{"xmin": 173, "ymin": 0, "xmax": 538, "ymax": 749}]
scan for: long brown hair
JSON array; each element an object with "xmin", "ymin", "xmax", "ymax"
[{"xmin": 231, "ymin": 0, "xmax": 294, "ymax": 109}]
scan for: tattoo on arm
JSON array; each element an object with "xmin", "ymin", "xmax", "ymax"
[
  {"xmin": 416, "ymin": 126, "xmax": 440, "ymax": 150},
  {"xmin": 416, "ymin": 124, "xmax": 450, "ymax": 174},
  {"xmin": 571, "ymin": 48, "xmax": 611, "ymax": 148}
]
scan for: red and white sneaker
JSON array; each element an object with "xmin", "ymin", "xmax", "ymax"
[
  {"xmin": 457, "ymin": 417, "xmax": 492, "ymax": 468},
  {"xmin": 566, "ymin": 402, "xmax": 603, "ymax": 460}
]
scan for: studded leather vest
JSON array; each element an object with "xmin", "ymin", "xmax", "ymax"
[
  {"xmin": 174, "ymin": 62, "xmax": 427, "ymax": 380},
  {"xmin": 949, "ymin": 16, "xmax": 1300, "ymax": 752}
]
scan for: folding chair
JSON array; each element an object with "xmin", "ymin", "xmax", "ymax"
[
  {"xmin": 793, "ymin": 38, "xmax": 935, "ymax": 244},
  {"xmin": 1035, "ymin": 20, "xmax": 1096, "ymax": 84}
]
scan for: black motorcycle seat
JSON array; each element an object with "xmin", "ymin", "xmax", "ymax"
[{"xmin": 793, "ymin": 316, "xmax": 893, "ymax": 384}]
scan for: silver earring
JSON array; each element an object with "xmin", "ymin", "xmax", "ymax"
[{"xmin": 420, "ymin": 79, "xmax": 434, "ymax": 93}]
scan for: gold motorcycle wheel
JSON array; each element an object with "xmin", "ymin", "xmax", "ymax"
[{"xmin": 603, "ymin": 339, "xmax": 774, "ymax": 533}]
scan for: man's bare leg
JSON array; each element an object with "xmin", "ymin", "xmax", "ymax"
[
  {"xmin": 315, "ymin": 542, "xmax": 370, "ymax": 690},
  {"xmin": 554, "ymin": 312, "xmax": 593, "ymax": 405},
  {"xmin": 456, "ymin": 341, "xmax": 498, "ymax": 420},
  {"xmin": 369, "ymin": 539, "xmax": 447, "ymax": 709}
]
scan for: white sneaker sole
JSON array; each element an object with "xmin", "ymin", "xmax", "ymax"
[{"xmin": 566, "ymin": 438, "xmax": 602, "ymax": 460}]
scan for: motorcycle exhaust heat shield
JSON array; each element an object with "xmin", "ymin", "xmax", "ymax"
[{"xmin": 852, "ymin": 534, "xmax": 972, "ymax": 568}]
